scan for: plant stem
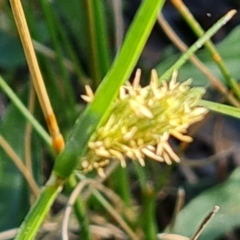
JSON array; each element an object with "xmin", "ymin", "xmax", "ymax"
[
  {"xmin": 171, "ymin": 0, "xmax": 240, "ymax": 99},
  {"xmin": 0, "ymin": 135, "xmax": 40, "ymax": 197},
  {"xmin": 112, "ymin": 167, "xmax": 132, "ymax": 206},
  {"xmin": 157, "ymin": 14, "xmax": 240, "ymax": 108},
  {"xmin": 39, "ymin": 0, "xmax": 76, "ymax": 123},
  {"xmin": 92, "ymin": 190, "xmax": 139, "ymax": 240},
  {"xmin": 14, "ymin": 1, "xmax": 165, "ymax": 239},
  {"xmin": 93, "ymin": 1, "xmax": 111, "ymax": 77},
  {"xmin": 54, "ymin": 0, "xmax": 166, "ymax": 178},
  {"xmin": 160, "ymin": 10, "xmax": 237, "ymax": 82},
  {"xmin": 66, "ymin": 175, "xmax": 92, "ymax": 240},
  {"xmin": 141, "ymin": 184, "xmax": 157, "ymax": 240},
  {"xmin": 83, "ymin": 0, "xmax": 111, "ymax": 88},
  {"xmin": 10, "ymin": 0, "xmax": 65, "ymax": 152},
  {"xmin": 0, "ymin": 76, "xmax": 51, "ymax": 147},
  {"xmin": 15, "ymin": 173, "xmax": 64, "ymax": 240}
]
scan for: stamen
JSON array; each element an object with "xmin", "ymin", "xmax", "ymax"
[
  {"xmin": 95, "ymin": 148, "xmax": 111, "ymax": 158},
  {"xmin": 163, "ymin": 143, "xmax": 180, "ymax": 162},
  {"xmin": 141, "ymin": 148, "xmax": 164, "ymax": 162},
  {"xmin": 132, "ymin": 69, "xmax": 141, "ymax": 89},
  {"xmin": 170, "ymin": 130, "xmax": 193, "ymax": 142}
]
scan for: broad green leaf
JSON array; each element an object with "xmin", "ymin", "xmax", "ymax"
[{"xmin": 168, "ymin": 167, "xmax": 240, "ymax": 239}]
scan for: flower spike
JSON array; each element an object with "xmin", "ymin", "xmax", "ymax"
[{"xmin": 81, "ymin": 70, "xmax": 208, "ymax": 175}]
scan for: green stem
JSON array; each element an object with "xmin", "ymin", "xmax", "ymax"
[
  {"xmin": 93, "ymin": 1, "xmax": 111, "ymax": 77},
  {"xmin": 39, "ymin": 0, "xmax": 76, "ymax": 117},
  {"xmin": 14, "ymin": 1, "xmax": 165, "ymax": 239},
  {"xmin": 92, "ymin": 190, "xmax": 138, "ymax": 240},
  {"xmin": 54, "ymin": 0, "xmax": 166, "ymax": 178},
  {"xmin": 141, "ymin": 185, "xmax": 157, "ymax": 240},
  {"xmin": 112, "ymin": 167, "xmax": 132, "ymax": 206},
  {"xmin": 0, "ymin": 76, "xmax": 90, "ymax": 239},
  {"xmin": 0, "ymin": 76, "xmax": 51, "ymax": 147},
  {"xmin": 160, "ymin": 10, "xmax": 237, "ymax": 82},
  {"xmin": 83, "ymin": 0, "xmax": 101, "ymax": 87},
  {"xmin": 67, "ymin": 175, "xmax": 91, "ymax": 240},
  {"xmin": 172, "ymin": 1, "xmax": 240, "ymax": 98},
  {"xmin": 15, "ymin": 173, "xmax": 64, "ymax": 240}
]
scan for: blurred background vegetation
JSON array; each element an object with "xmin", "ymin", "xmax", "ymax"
[{"xmin": 1, "ymin": 0, "xmax": 240, "ymax": 239}]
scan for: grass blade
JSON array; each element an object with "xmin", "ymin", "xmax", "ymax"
[
  {"xmin": 54, "ymin": 0, "xmax": 166, "ymax": 178},
  {"xmin": 200, "ymin": 100, "xmax": 240, "ymax": 118}
]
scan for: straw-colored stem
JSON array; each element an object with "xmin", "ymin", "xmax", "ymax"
[
  {"xmin": 171, "ymin": 0, "xmax": 240, "ymax": 99},
  {"xmin": 160, "ymin": 10, "xmax": 237, "ymax": 82},
  {"xmin": 10, "ymin": 2, "xmax": 92, "ymax": 236},
  {"xmin": 63, "ymin": 178, "xmax": 138, "ymax": 240},
  {"xmin": 157, "ymin": 14, "xmax": 240, "ymax": 108},
  {"xmin": 93, "ymin": 190, "xmax": 139, "ymax": 240},
  {"xmin": 0, "ymin": 135, "xmax": 39, "ymax": 197},
  {"xmin": 190, "ymin": 206, "xmax": 220, "ymax": 240},
  {"xmin": 9, "ymin": 2, "xmax": 94, "ymax": 237},
  {"xmin": 169, "ymin": 188, "xmax": 185, "ymax": 232},
  {"xmin": 9, "ymin": 0, "xmax": 64, "ymax": 153}
]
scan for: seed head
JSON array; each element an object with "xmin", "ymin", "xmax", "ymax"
[{"xmin": 81, "ymin": 70, "xmax": 208, "ymax": 176}]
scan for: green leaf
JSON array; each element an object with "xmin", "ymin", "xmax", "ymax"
[
  {"xmin": 82, "ymin": 0, "xmax": 111, "ymax": 87},
  {"xmin": 54, "ymin": 0, "xmax": 166, "ymax": 178},
  {"xmin": 14, "ymin": 1, "xmax": 166, "ymax": 239},
  {"xmin": 200, "ymin": 100, "xmax": 240, "ymax": 118},
  {"xmin": 168, "ymin": 167, "xmax": 240, "ymax": 239}
]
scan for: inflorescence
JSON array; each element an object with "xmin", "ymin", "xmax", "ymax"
[{"xmin": 81, "ymin": 70, "xmax": 208, "ymax": 176}]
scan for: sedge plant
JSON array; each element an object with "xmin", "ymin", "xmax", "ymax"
[{"xmin": 0, "ymin": 0, "xmax": 240, "ymax": 239}]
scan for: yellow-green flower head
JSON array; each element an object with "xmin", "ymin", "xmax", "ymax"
[{"xmin": 81, "ymin": 70, "xmax": 208, "ymax": 176}]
